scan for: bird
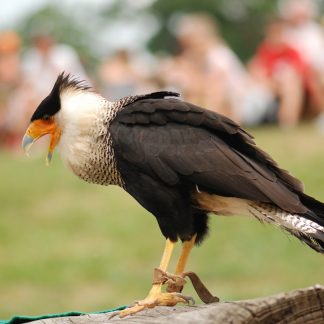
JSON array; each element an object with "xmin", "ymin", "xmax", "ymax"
[{"xmin": 22, "ymin": 73, "xmax": 324, "ymax": 317}]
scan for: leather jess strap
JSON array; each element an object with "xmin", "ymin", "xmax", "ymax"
[
  {"xmin": 181, "ymin": 271, "xmax": 219, "ymax": 304},
  {"xmin": 153, "ymin": 268, "xmax": 219, "ymax": 304}
]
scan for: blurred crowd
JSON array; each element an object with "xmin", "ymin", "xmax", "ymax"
[{"xmin": 1, "ymin": 0, "xmax": 324, "ymax": 152}]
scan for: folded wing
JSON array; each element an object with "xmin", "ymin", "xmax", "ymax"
[{"xmin": 110, "ymin": 97, "xmax": 306, "ymax": 214}]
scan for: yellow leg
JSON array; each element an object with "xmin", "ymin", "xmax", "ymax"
[
  {"xmin": 164, "ymin": 234, "xmax": 197, "ymax": 294},
  {"xmin": 175, "ymin": 234, "xmax": 197, "ymax": 275},
  {"xmin": 146, "ymin": 239, "xmax": 175, "ymax": 297}
]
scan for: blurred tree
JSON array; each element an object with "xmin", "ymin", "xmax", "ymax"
[{"xmin": 146, "ymin": 0, "xmax": 278, "ymax": 61}]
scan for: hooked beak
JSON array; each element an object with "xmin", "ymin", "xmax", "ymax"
[{"xmin": 22, "ymin": 119, "xmax": 61, "ymax": 165}]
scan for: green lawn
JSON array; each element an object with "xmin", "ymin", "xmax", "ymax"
[{"xmin": 0, "ymin": 125, "xmax": 323, "ymax": 318}]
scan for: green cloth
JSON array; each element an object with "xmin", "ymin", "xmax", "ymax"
[{"xmin": 0, "ymin": 306, "xmax": 126, "ymax": 324}]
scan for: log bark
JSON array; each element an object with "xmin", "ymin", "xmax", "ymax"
[{"xmin": 32, "ymin": 285, "xmax": 324, "ymax": 324}]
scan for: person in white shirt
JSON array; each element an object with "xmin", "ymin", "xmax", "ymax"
[{"xmin": 22, "ymin": 33, "xmax": 88, "ymax": 98}]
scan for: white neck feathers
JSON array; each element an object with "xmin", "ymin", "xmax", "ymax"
[{"xmin": 56, "ymin": 89, "xmax": 106, "ymax": 169}]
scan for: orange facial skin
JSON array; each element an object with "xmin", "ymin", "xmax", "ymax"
[{"xmin": 22, "ymin": 117, "xmax": 61, "ymax": 164}]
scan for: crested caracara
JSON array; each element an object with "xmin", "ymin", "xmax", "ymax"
[{"xmin": 22, "ymin": 73, "xmax": 324, "ymax": 317}]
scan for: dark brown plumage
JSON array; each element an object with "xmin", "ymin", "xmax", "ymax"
[{"xmin": 110, "ymin": 96, "xmax": 324, "ymax": 251}]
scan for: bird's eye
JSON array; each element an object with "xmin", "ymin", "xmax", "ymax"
[{"xmin": 43, "ymin": 115, "xmax": 50, "ymax": 121}]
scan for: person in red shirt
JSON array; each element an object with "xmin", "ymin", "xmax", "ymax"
[{"xmin": 250, "ymin": 18, "xmax": 309, "ymax": 127}]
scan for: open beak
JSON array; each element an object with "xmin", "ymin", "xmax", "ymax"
[{"xmin": 22, "ymin": 119, "xmax": 61, "ymax": 165}]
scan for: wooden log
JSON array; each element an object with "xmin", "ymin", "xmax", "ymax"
[{"xmin": 31, "ymin": 285, "xmax": 324, "ymax": 324}]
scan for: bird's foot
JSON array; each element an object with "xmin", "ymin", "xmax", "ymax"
[
  {"xmin": 115, "ymin": 290, "xmax": 194, "ymax": 318},
  {"xmin": 110, "ymin": 268, "xmax": 193, "ymax": 318}
]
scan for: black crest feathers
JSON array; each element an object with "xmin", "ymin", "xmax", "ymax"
[
  {"xmin": 53, "ymin": 72, "xmax": 91, "ymax": 93},
  {"xmin": 30, "ymin": 72, "xmax": 91, "ymax": 121}
]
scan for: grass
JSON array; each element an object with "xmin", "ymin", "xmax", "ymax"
[{"xmin": 0, "ymin": 124, "xmax": 323, "ymax": 318}]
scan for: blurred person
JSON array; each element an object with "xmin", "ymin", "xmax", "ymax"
[
  {"xmin": 160, "ymin": 54, "xmax": 210, "ymax": 108},
  {"xmin": 279, "ymin": 0, "xmax": 324, "ymax": 74},
  {"xmin": 2, "ymin": 33, "xmax": 88, "ymax": 151},
  {"xmin": 250, "ymin": 17, "xmax": 311, "ymax": 127},
  {"xmin": 279, "ymin": 0, "xmax": 324, "ymax": 121},
  {"xmin": 0, "ymin": 31, "xmax": 21, "ymax": 86},
  {"xmin": 22, "ymin": 33, "xmax": 88, "ymax": 98},
  {"xmin": 161, "ymin": 14, "xmax": 238, "ymax": 119},
  {"xmin": 0, "ymin": 31, "xmax": 22, "ymax": 148},
  {"xmin": 160, "ymin": 13, "xmax": 274, "ymax": 125},
  {"xmin": 98, "ymin": 49, "xmax": 145, "ymax": 100},
  {"xmin": 2, "ymin": 81, "xmax": 38, "ymax": 150}
]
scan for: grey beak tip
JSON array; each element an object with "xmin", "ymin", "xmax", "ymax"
[{"xmin": 22, "ymin": 134, "xmax": 34, "ymax": 155}]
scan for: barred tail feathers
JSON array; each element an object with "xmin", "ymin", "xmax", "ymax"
[
  {"xmin": 194, "ymin": 192, "xmax": 324, "ymax": 253},
  {"xmin": 248, "ymin": 202, "xmax": 324, "ymax": 253}
]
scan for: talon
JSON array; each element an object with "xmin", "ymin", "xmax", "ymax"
[{"xmin": 171, "ymin": 292, "xmax": 195, "ymax": 305}]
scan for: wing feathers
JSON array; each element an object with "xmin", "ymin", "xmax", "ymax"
[{"xmin": 110, "ymin": 97, "xmax": 305, "ymax": 213}]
